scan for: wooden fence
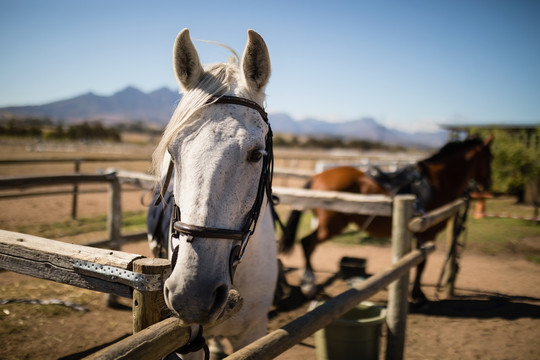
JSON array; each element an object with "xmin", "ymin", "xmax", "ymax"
[
  {"xmin": 0, "ymin": 157, "xmax": 148, "ymax": 219},
  {"xmin": 0, "ymin": 169, "xmax": 466, "ymax": 360}
]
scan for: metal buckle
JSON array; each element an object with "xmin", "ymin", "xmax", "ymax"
[{"xmin": 232, "ymin": 230, "xmax": 252, "ymax": 267}]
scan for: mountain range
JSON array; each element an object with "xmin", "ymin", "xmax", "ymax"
[{"xmin": 0, "ymin": 86, "xmax": 448, "ymax": 148}]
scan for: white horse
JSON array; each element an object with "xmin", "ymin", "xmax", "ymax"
[{"xmin": 151, "ymin": 29, "xmax": 277, "ymax": 359}]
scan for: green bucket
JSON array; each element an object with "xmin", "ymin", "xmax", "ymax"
[{"xmin": 315, "ymin": 301, "xmax": 386, "ymax": 360}]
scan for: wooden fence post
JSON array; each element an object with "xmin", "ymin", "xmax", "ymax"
[
  {"xmin": 132, "ymin": 258, "xmax": 171, "ymax": 333},
  {"xmin": 107, "ymin": 176, "xmax": 122, "ymax": 250},
  {"xmin": 106, "ymin": 176, "xmax": 123, "ymax": 308},
  {"xmin": 71, "ymin": 159, "xmax": 81, "ymax": 219},
  {"xmin": 386, "ymin": 195, "xmax": 415, "ymax": 360}
]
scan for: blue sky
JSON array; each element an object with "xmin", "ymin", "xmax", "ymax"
[{"xmin": 1, "ymin": 0, "xmax": 539, "ymax": 132}]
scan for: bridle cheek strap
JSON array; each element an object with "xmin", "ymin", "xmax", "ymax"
[{"xmin": 154, "ymin": 158, "xmax": 175, "ymax": 206}]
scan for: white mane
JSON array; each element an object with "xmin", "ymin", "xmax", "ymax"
[{"xmin": 152, "ymin": 60, "xmax": 243, "ymax": 181}]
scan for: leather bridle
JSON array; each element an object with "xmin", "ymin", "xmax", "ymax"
[{"xmin": 155, "ymin": 95, "xmax": 274, "ymax": 281}]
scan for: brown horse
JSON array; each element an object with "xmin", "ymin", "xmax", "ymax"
[{"xmin": 280, "ymin": 135, "xmax": 494, "ymax": 302}]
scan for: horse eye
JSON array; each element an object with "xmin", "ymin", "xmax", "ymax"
[{"xmin": 248, "ymin": 150, "xmax": 263, "ymax": 163}]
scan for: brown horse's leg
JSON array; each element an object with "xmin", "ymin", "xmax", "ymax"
[
  {"xmin": 412, "ymin": 239, "xmax": 428, "ymax": 304},
  {"xmin": 299, "ymin": 211, "xmax": 350, "ymax": 298},
  {"xmin": 300, "ymin": 230, "xmax": 319, "ymax": 297}
]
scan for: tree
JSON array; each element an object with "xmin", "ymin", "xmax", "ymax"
[{"xmin": 479, "ymin": 127, "xmax": 540, "ymax": 198}]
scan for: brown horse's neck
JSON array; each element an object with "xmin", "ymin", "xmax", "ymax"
[{"xmin": 419, "ymin": 154, "xmax": 474, "ymax": 209}]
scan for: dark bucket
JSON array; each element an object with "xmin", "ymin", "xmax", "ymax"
[{"xmin": 339, "ymin": 256, "xmax": 367, "ymax": 278}]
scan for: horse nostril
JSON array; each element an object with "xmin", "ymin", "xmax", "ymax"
[{"xmin": 211, "ymin": 284, "xmax": 229, "ymax": 313}]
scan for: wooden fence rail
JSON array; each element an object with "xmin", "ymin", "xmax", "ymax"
[
  {"xmin": 0, "ymin": 173, "xmax": 117, "ymax": 188},
  {"xmin": 0, "ymin": 157, "xmax": 149, "ymax": 165},
  {"xmin": 0, "ymin": 229, "xmax": 143, "ymax": 298},
  {"xmin": 272, "ymin": 186, "xmax": 392, "ymax": 216},
  {"xmin": 85, "ymin": 317, "xmax": 190, "ymax": 360},
  {"xmin": 0, "ymin": 170, "xmax": 466, "ymax": 360},
  {"xmin": 408, "ymin": 198, "xmax": 466, "ymax": 232}
]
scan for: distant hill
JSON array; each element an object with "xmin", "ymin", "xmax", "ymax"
[
  {"xmin": 271, "ymin": 113, "xmax": 448, "ymax": 148},
  {"xmin": 0, "ymin": 86, "xmax": 448, "ymax": 148},
  {"xmin": 0, "ymin": 86, "xmax": 179, "ymax": 124}
]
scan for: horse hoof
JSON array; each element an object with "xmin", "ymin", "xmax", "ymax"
[{"xmin": 300, "ymin": 282, "xmax": 318, "ymax": 299}]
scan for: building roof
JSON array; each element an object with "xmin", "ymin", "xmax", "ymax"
[{"xmin": 440, "ymin": 123, "xmax": 539, "ymax": 132}]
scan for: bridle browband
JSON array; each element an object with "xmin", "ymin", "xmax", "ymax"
[{"xmin": 155, "ymin": 94, "xmax": 274, "ymax": 280}]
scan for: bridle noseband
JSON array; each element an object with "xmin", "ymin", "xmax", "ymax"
[{"xmin": 156, "ymin": 95, "xmax": 273, "ymax": 281}]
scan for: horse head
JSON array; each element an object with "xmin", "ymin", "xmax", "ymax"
[
  {"xmin": 466, "ymin": 134, "xmax": 494, "ymax": 192},
  {"xmin": 418, "ymin": 134, "xmax": 495, "ymax": 202},
  {"xmin": 153, "ymin": 29, "xmax": 272, "ymax": 326}
]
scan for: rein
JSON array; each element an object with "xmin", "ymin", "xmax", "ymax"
[
  {"xmin": 156, "ymin": 94, "xmax": 274, "ymax": 280},
  {"xmin": 436, "ymin": 190, "xmax": 471, "ymax": 293}
]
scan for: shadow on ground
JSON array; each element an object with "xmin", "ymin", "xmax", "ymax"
[{"xmin": 410, "ymin": 290, "xmax": 540, "ymax": 320}]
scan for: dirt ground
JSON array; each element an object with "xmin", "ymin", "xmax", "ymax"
[{"xmin": 1, "ymin": 186, "xmax": 539, "ymax": 360}]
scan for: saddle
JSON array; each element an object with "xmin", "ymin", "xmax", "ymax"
[{"xmin": 366, "ymin": 164, "xmax": 432, "ymax": 213}]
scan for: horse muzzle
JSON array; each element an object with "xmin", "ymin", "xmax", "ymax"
[{"xmin": 164, "ymin": 274, "xmax": 243, "ymax": 326}]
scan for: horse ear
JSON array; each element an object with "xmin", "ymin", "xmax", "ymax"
[
  {"xmin": 173, "ymin": 29, "xmax": 204, "ymax": 91},
  {"xmin": 241, "ymin": 30, "xmax": 271, "ymax": 92},
  {"xmin": 484, "ymin": 134, "xmax": 494, "ymax": 147}
]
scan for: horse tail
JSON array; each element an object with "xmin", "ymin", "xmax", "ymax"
[{"xmin": 279, "ymin": 179, "xmax": 312, "ymax": 254}]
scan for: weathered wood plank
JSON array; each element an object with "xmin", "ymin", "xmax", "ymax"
[
  {"xmin": 0, "ymin": 230, "xmax": 145, "ymax": 297},
  {"xmin": 408, "ymin": 198, "xmax": 465, "ymax": 233},
  {"xmin": 0, "ymin": 253, "xmax": 133, "ymax": 298},
  {"xmin": 272, "ymin": 186, "xmax": 393, "ymax": 216}
]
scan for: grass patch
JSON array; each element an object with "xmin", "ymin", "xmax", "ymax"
[
  {"xmin": 14, "ymin": 210, "xmax": 147, "ymax": 239},
  {"xmin": 525, "ymin": 255, "xmax": 540, "ymax": 264},
  {"xmin": 455, "ymin": 216, "xmax": 539, "ymax": 255},
  {"xmin": 484, "ymin": 196, "xmax": 538, "ymax": 219}
]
